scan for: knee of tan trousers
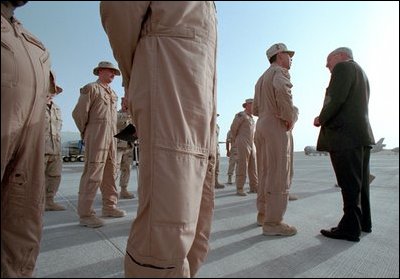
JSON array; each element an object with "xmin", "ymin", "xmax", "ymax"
[
  {"xmin": 264, "ymin": 192, "xmax": 289, "ymax": 223},
  {"xmin": 125, "ymin": 252, "xmax": 190, "ymax": 278}
]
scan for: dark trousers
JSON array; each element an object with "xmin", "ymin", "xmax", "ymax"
[{"xmin": 329, "ymin": 146, "xmax": 372, "ymax": 236}]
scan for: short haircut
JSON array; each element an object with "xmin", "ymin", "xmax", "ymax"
[
  {"xmin": 330, "ymin": 47, "xmax": 353, "ymax": 59},
  {"xmin": 269, "ymin": 54, "xmax": 277, "ymax": 64}
]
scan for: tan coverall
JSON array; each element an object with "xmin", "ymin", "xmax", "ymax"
[
  {"xmin": 101, "ymin": 1, "xmax": 217, "ymax": 277},
  {"xmin": 226, "ymin": 130, "xmax": 237, "ymax": 177},
  {"xmin": 72, "ymin": 81, "xmax": 119, "ymax": 218},
  {"xmin": 116, "ymin": 110, "xmax": 134, "ymax": 191},
  {"xmin": 253, "ymin": 64, "xmax": 298, "ymax": 224},
  {"xmin": 44, "ymin": 101, "xmax": 63, "ymax": 206},
  {"xmin": 230, "ymin": 111, "xmax": 258, "ymax": 193},
  {"xmin": 1, "ymin": 3, "xmax": 51, "ymax": 277},
  {"xmin": 215, "ymin": 124, "xmax": 222, "ymax": 185}
]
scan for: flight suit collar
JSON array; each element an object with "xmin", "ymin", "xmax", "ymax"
[
  {"xmin": 96, "ymin": 80, "xmax": 111, "ymax": 91},
  {"xmin": 1, "ymin": 2, "xmax": 16, "ymax": 22}
]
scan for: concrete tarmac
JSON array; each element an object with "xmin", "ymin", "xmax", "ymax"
[{"xmin": 35, "ymin": 152, "xmax": 399, "ymax": 278}]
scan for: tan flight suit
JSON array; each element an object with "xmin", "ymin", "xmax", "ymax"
[
  {"xmin": 253, "ymin": 64, "xmax": 299, "ymax": 224},
  {"xmin": 214, "ymin": 123, "xmax": 224, "ymax": 188},
  {"xmin": 101, "ymin": 2, "xmax": 217, "ymax": 277},
  {"xmin": 116, "ymin": 109, "xmax": 134, "ymax": 193},
  {"xmin": 226, "ymin": 130, "xmax": 237, "ymax": 177},
  {"xmin": 1, "ymin": 3, "xmax": 52, "ymax": 277},
  {"xmin": 44, "ymin": 100, "xmax": 63, "ymax": 209},
  {"xmin": 72, "ymin": 81, "xmax": 119, "ymax": 218},
  {"xmin": 230, "ymin": 111, "xmax": 258, "ymax": 193}
]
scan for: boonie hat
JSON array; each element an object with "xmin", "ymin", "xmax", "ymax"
[
  {"xmin": 266, "ymin": 43, "xmax": 295, "ymax": 60},
  {"xmin": 93, "ymin": 61, "xmax": 121, "ymax": 76}
]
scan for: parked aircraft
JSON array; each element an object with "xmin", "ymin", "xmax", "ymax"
[
  {"xmin": 304, "ymin": 146, "xmax": 328, "ymax": 156},
  {"xmin": 371, "ymin": 138, "xmax": 386, "ymax": 153}
]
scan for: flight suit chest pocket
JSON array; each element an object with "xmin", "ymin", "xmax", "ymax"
[
  {"xmin": 1, "ymin": 33, "xmax": 18, "ymax": 87},
  {"xmin": 22, "ymin": 32, "xmax": 46, "ymax": 52},
  {"xmin": 22, "ymin": 32, "xmax": 50, "ymax": 66}
]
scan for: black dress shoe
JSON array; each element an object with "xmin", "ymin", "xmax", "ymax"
[
  {"xmin": 362, "ymin": 227, "xmax": 372, "ymax": 233},
  {"xmin": 320, "ymin": 229, "xmax": 360, "ymax": 242}
]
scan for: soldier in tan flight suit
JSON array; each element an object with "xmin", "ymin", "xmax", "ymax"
[
  {"xmin": 226, "ymin": 129, "xmax": 237, "ymax": 185},
  {"xmin": 215, "ymin": 118, "xmax": 225, "ymax": 189},
  {"xmin": 116, "ymin": 97, "xmax": 135, "ymax": 199},
  {"xmin": 253, "ymin": 43, "xmax": 299, "ymax": 236},
  {"xmin": 101, "ymin": 2, "xmax": 217, "ymax": 277},
  {"xmin": 1, "ymin": 1, "xmax": 52, "ymax": 276},
  {"xmin": 230, "ymin": 99, "xmax": 258, "ymax": 196},
  {"xmin": 44, "ymin": 78, "xmax": 66, "ymax": 211},
  {"xmin": 72, "ymin": 61, "xmax": 126, "ymax": 228}
]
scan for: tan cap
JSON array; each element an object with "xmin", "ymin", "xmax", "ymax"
[
  {"xmin": 93, "ymin": 61, "xmax": 121, "ymax": 76},
  {"xmin": 266, "ymin": 43, "xmax": 295, "ymax": 60},
  {"xmin": 242, "ymin": 98, "xmax": 253, "ymax": 108}
]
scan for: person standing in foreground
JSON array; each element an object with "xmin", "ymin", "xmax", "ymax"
[
  {"xmin": 314, "ymin": 47, "xmax": 375, "ymax": 242},
  {"xmin": 44, "ymin": 76, "xmax": 66, "ymax": 211},
  {"xmin": 72, "ymin": 61, "xmax": 126, "ymax": 228},
  {"xmin": 230, "ymin": 99, "xmax": 258, "ymax": 196},
  {"xmin": 1, "ymin": 1, "xmax": 52, "ymax": 276},
  {"xmin": 253, "ymin": 43, "xmax": 298, "ymax": 236},
  {"xmin": 101, "ymin": 2, "xmax": 217, "ymax": 277},
  {"xmin": 116, "ymin": 97, "xmax": 135, "ymax": 199}
]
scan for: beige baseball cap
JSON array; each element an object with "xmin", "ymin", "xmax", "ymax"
[
  {"xmin": 93, "ymin": 61, "xmax": 121, "ymax": 76},
  {"xmin": 242, "ymin": 98, "xmax": 253, "ymax": 108},
  {"xmin": 266, "ymin": 43, "xmax": 295, "ymax": 60}
]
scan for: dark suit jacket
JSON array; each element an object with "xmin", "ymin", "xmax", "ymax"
[{"xmin": 317, "ymin": 60, "xmax": 375, "ymax": 151}]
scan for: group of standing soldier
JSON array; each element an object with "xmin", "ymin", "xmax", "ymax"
[{"xmin": 1, "ymin": 1, "xmax": 375, "ymax": 278}]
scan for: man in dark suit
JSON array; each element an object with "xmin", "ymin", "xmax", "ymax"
[{"xmin": 314, "ymin": 47, "xmax": 375, "ymax": 242}]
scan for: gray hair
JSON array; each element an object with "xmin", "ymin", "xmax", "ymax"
[{"xmin": 329, "ymin": 47, "xmax": 353, "ymax": 59}]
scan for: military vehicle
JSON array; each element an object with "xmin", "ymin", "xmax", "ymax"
[{"xmin": 62, "ymin": 140, "xmax": 85, "ymax": 162}]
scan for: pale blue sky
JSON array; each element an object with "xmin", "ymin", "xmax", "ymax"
[{"xmin": 15, "ymin": 1, "xmax": 399, "ymax": 153}]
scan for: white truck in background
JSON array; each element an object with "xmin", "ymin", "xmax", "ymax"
[{"xmin": 62, "ymin": 140, "xmax": 85, "ymax": 162}]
